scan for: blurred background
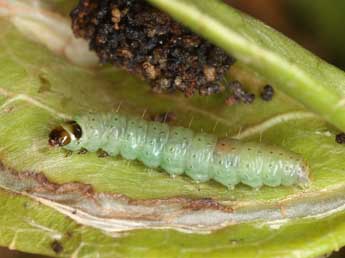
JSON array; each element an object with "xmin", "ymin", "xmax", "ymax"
[
  {"xmin": 1, "ymin": 0, "xmax": 345, "ymax": 257},
  {"xmin": 227, "ymin": 0, "xmax": 345, "ymax": 70}
]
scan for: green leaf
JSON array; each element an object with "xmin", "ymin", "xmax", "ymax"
[
  {"xmin": 1, "ymin": 1, "xmax": 345, "ymax": 258},
  {"xmin": 2, "ymin": 188, "xmax": 345, "ymax": 258}
]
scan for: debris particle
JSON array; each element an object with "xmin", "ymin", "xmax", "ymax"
[
  {"xmin": 227, "ymin": 80, "xmax": 255, "ymax": 104},
  {"xmin": 143, "ymin": 61, "xmax": 159, "ymax": 80},
  {"xmin": 203, "ymin": 65, "xmax": 217, "ymax": 82},
  {"xmin": 111, "ymin": 8, "xmax": 122, "ymax": 30},
  {"xmin": 199, "ymin": 84, "xmax": 221, "ymax": 96},
  {"xmin": 225, "ymin": 95, "xmax": 238, "ymax": 106},
  {"xmin": 71, "ymin": 0, "xmax": 235, "ymax": 96}
]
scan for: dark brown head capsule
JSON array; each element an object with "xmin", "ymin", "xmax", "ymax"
[{"xmin": 48, "ymin": 121, "xmax": 82, "ymax": 147}]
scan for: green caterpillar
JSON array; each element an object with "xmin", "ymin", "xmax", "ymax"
[{"xmin": 49, "ymin": 113, "xmax": 310, "ymax": 189}]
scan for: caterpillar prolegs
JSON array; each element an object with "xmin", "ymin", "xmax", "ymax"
[{"xmin": 49, "ymin": 113, "xmax": 310, "ymax": 189}]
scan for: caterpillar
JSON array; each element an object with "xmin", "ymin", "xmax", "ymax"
[{"xmin": 48, "ymin": 113, "xmax": 310, "ymax": 189}]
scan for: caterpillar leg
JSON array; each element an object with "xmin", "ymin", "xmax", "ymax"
[
  {"xmin": 78, "ymin": 148, "xmax": 88, "ymax": 154},
  {"xmin": 64, "ymin": 149, "xmax": 73, "ymax": 157},
  {"xmin": 226, "ymin": 185, "xmax": 235, "ymax": 191},
  {"xmin": 97, "ymin": 149, "xmax": 109, "ymax": 158}
]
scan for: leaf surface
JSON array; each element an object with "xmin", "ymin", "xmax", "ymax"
[{"xmin": 1, "ymin": 1, "xmax": 345, "ymax": 257}]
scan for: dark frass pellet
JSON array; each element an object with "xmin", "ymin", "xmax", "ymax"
[
  {"xmin": 70, "ymin": 0, "xmax": 236, "ymax": 96},
  {"xmin": 260, "ymin": 84, "xmax": 275, "ymax": 101},
  {"xmin": 51, "ymin": 240, "xmax": 63, "ymax": 254},
  {"xmin": 336, "ymin": 133, "xmax": 345, "ymax": 144}
]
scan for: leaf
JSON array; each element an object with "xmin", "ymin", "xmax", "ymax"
[{"xmin": 1, "ymin": 1, "xmax": 345, "ymax": 258}]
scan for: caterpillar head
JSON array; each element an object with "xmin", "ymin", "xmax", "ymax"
[{"xmin": 49, "ymin": 121, "xmax": 82, "ymax": 147}]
